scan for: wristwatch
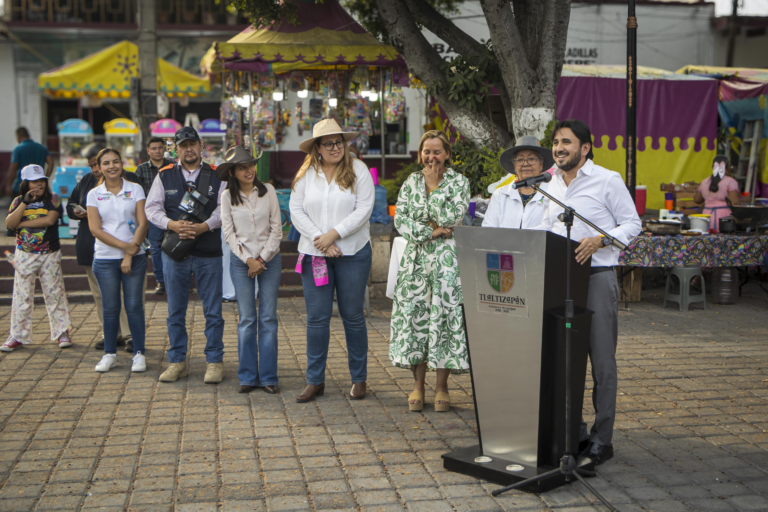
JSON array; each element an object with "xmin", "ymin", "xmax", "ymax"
[{"xmin": 601, "ymin": 236, "xmax": 611, "ymax": 247}]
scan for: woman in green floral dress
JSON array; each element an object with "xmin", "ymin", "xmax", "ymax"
[{"xmin": 390, "ymin": 130, "xmax": 470, "ymax": 412}]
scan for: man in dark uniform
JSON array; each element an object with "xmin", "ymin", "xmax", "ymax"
[{"xmin": 144, "ymin": 127, "xmax": 226, "ymax": 384}]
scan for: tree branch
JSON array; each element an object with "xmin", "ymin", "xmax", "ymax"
[
  {"xmin": 478, "ymin": 0, "xmax": 532, "ymax": 107},
  {"xmin": 376, "ymin": 0, "xmax": 512, "ymax": 145},
  {"xmin": 406, "ymin": 0, "xmax": 486, "ymax": 61},
  {"xmin": 539, "ymin": 0, "xmax": 571, "ymax": 99}
]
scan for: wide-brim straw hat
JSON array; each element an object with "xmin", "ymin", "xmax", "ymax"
[
  {"xmin": 298, "ymin": 119, "xmax": 359, "ymax": 153},
  {"xmin": 215, "ymin": 145, "xmax": 263, "ymax": 181},
  {"xmin": 499, "ymin": 135, "xmax": 555, "ymax": 175}
]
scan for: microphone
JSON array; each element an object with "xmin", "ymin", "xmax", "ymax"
[{"xmin": 511, "ymin": 172, "xmax": 552, "ymax": 190}]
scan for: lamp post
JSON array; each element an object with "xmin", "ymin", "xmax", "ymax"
[{"xmin": 626, "ymin": 1, "xmax": 637, "ymax": 201}]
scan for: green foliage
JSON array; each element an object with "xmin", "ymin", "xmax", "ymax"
[
  {"xmin": 426, "ymin": 44, "xmax": 500, "ymax": 113},
  {"xmin": 451, "ymin": 139, "xmax": 506, "ymax": 197},
  {"xmin": 342, "ymin": 0, "xmax": 461, "ymax": 43},
  {"xmin": 224, "ymin": 0, "xmax": 303, "ymax": 26},
  {"xmin": 540, "ymin": 119, "xmax": 558, "ymax": 150},
  {"xmin": 381, "ymin": 161, "xmax": 420, "ymax": 205}
]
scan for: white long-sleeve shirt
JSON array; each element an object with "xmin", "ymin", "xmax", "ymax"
[
  {"xmin": 221, "ymin": 184, "xmax": 282, "ymax": 264},
  {"xmin": 535, "ymin": 160, "xmax": 642, "ymax": 267},
  {"xmin": 483, "ymin": 181, "xmax": 549, "ymax": 229},
  {"xmin": 289, "ymin": 159, "xmax": 374, "ymax": 257}
]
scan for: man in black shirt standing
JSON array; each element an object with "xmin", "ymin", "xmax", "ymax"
[{"xmin": 134, "ymin": 137, "xmax": 173, "ymax": 294}]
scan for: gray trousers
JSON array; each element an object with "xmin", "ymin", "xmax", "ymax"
[{"xmin": 580, "ymin": 270, "xmax": 620, "ymax": 446}]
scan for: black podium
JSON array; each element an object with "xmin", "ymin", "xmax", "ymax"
[{"xmin": 442, "ymin": 227, "xmax": 593, "ymax": 493}]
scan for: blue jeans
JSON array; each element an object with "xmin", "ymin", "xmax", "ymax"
[
  {"xmin": 92, "ymin": 255, "xmax": 147, "ymax": 355},
  {"xmin": 147, "ymin": 224, "xmax": 165, "ymax": 284},
  {"xmin": 162, "ymin": 252, "xmax": 224, "ymax": 364},
  {"xmin": 300, "ymin": 242, "xmax": 371, "ymax": 386},
  {"xmin": 230, "ymin": 253, "xmax": 282, "ymax": 387}
]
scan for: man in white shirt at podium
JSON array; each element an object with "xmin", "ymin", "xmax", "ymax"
[{"xmin": 535, "ymin": 119, "xmax": 642, "ymax": 470}]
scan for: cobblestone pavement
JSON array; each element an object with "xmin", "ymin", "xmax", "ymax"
[{"xmin": 0, "ymin": 285, "xmax": 767, "ymax": 512}]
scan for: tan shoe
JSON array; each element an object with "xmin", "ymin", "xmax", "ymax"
[
  {"xmin": 159, "ymin": 361, "xmax": 188, "ymax": 382},
  {"xmin": 204, "ymin": 362, "xmax": 224, "ymax": 384}
]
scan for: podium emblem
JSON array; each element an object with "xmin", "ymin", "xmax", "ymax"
[{"xmin": 487, "ymin": 253, "xmax": 515, "ymax": 294}]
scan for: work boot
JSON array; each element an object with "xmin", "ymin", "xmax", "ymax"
[
  {"xmin": 159, "ymin": 361, "xmax": 188, "ymax": 382},
  {"xmin": 204, "ymin": 362, "xmax": 224, "ymax": 384}
]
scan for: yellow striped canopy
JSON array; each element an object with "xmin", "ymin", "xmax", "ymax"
[{"xmin": 39, "ymin": 41, "xmax": 210, "ymax": 99}]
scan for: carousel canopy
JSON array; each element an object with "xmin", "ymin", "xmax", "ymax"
[
  {"xmin": 39, "ymin": 41, "xmax": 210, "ymax": 99},
  {"xmin": 677, "ymin": 65, "xmax": 768, "ymax": 81},
  {"xmin": 201, "ymin": 0, "xmax": 403, "ymax": 75}
]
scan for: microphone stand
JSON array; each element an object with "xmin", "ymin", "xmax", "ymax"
[{"xmin": 491, "ymin": 182, "xmax": 619, "ymax": 512}]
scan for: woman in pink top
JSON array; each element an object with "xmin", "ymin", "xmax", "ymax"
[{"xmin": 694, "ymin": 156, "xmax": 740, "ymax": 232}]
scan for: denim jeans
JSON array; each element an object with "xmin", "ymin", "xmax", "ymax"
[
  {"xmin": 300, "ymin": 242, "xmax": 371, "ymax": 386},
  {"xmin": 92, "ymin": 255, "xmax": 147, "ymax": 355},
  {"xmin": 162, "ymin": 252, "xmax": 225, "ymax": 364},
  {"xmin": 147, "ymin": 224, "xmax": 165, "ymax": 284},
  {"xmin": 230, "ymin": 253, "xmax": 282, "ymax": 387}
]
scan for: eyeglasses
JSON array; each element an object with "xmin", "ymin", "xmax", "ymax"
[
  {"xmin": 319, "ymin": 140, "xmax": 345, "ymax": 151},
  {"xmin": 513, "ymin": 157, "xmax": 541, "ymax": 166}
]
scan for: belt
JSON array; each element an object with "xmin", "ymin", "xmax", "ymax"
[{"xmin": 590, "ymin": 266, "xmax": 614, "ymax": 275}]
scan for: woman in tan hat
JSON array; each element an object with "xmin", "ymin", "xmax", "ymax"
[
  {"xmin": 218, "ymin": 146, "xmax": 283, "ymax": 395},
  {"xmin": 289, "ymin": 119, "xmax": 375, "ymax": 403}
]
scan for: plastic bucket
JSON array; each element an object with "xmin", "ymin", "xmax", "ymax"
[{"xmin": 635, "ymin": 185, "xmax": 647, "ymax": 216}]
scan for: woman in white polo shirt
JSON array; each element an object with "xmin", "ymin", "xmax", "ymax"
[
  {"xmin": 87, "ymin": 148, "xmax": 149, "ymax": 373},
  {"xmin": 289, "ymin": 119, "xmax": 375, "ymax": 403}
]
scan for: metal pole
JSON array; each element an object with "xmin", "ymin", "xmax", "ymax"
[
  {"xmin": 248, "ymin": 72, "xmax": 254, "ymax": 155},
  {"xmin": 726, "ymin": 0, "xmax": 738, "ymax": 67},
  {"xmin": 380, "ymin": 69, "xmax": 386, "ymax": 180},
  {"xmin": 137, "ymin": 0, "xmax": 157, "ymax": 153},
  {"xmin": 626, "ymin": 1, "xmax": 637, "ymax": 201}
]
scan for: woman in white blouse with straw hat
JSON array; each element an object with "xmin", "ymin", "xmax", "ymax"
[{"xmin": 289, "ymin": 119, "xmax": 375, "ymax": 404}]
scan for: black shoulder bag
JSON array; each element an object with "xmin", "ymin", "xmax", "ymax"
[{"xmin": 161, "ymin": 167, "xmax": 213, "ymax": 262}]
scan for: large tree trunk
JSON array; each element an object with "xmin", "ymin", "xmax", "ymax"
[
  {"xmin": 376, "ymin": 0, "xmax": 512, "ymax": 147},
  {"xmin": 479, "ymin": 0, "xmax": 571, "ymax": 140}
]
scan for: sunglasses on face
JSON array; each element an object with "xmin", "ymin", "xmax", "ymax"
[{"xmin": 319, "ymin": 140, "xmax": 345, "ymax": 151}]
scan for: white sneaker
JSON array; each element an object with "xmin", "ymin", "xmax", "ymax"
[
  {"xmin": 95, "ymin": 354, "xmax": 117, "ymax": 372},
  {"xmin": 131, "ymin": 352, "xmax": 146, "ymax": 373}
]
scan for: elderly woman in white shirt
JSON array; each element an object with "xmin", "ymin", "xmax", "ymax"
[
  {"xmin": 483, "ymin": 136, "xmax": 554, "ymax": 229},
  {"xmin": 289, "ymin": 119, "xmax": 375, "ymax": 404},
  {"xmin": 219, "ymin": 146, "xmax": 283, "ymax": 395}
]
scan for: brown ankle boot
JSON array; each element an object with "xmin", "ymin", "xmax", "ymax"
[
  {"xmin": 350, "ymin": 382, "xmax": 366, "ymax": 400},
  {"xmin": 297, "ymin": 384, "xmax": 325, "ymax": 403}
]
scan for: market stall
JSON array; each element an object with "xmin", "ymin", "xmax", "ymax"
[
  {"xmin": 150, "ymin": 118, "xmax": 183, "ymax": 159},
  {"xmin": 104, "ymin": 119, "xmax": 140, "ymax": 172},
  {"xmin": 39, "ymin": 40, "xmax": 210, "ymax": 100},
  {"xmin": 198, "ymin": 119, "xmax": 228, "ymax": 166},
  {"xmin": 51, "ymin": 119, "xmax": 94, "ymax": 239},
  {"xmin": 677, "ymin": 66, "xmax": 768, "ymax": 200},
  {"xmin": 200, "ymin": 0, "xmax": 408, "ymax": 184}
]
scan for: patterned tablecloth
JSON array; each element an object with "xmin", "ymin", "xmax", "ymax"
[{"xmin": 619, "ymin": 235, "xmax": 768, "ymax": 267}]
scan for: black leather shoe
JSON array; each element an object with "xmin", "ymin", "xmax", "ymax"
[
  {"xmin": 577, "ymin": 442, "xmax": 614, "ymax": 472},
  {"xmin": 239, "ymin": 385, "xmax": 257, "ymax": 393},
  {"xmin": 262, "ymin": 385, "xmax": 278, "ymax": 394},
  {"xmin": 125, "ymin": 340, "xmax": 133, "ymax": 353},
  {"xmin": 578, "ymin": 438, "xmax": 590, "ymax": 453},
  {"xmin": 155, "ymin": 282, "xmax": 166, "ymax": 294}
]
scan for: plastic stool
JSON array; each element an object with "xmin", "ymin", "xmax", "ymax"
[
  {"xmin": 663, "ymin": 267, "xmax": 706, "ymax": 312},
  {"xmin": 333, "ymin": 285, "xmax": 370, "ymax": 318}
]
